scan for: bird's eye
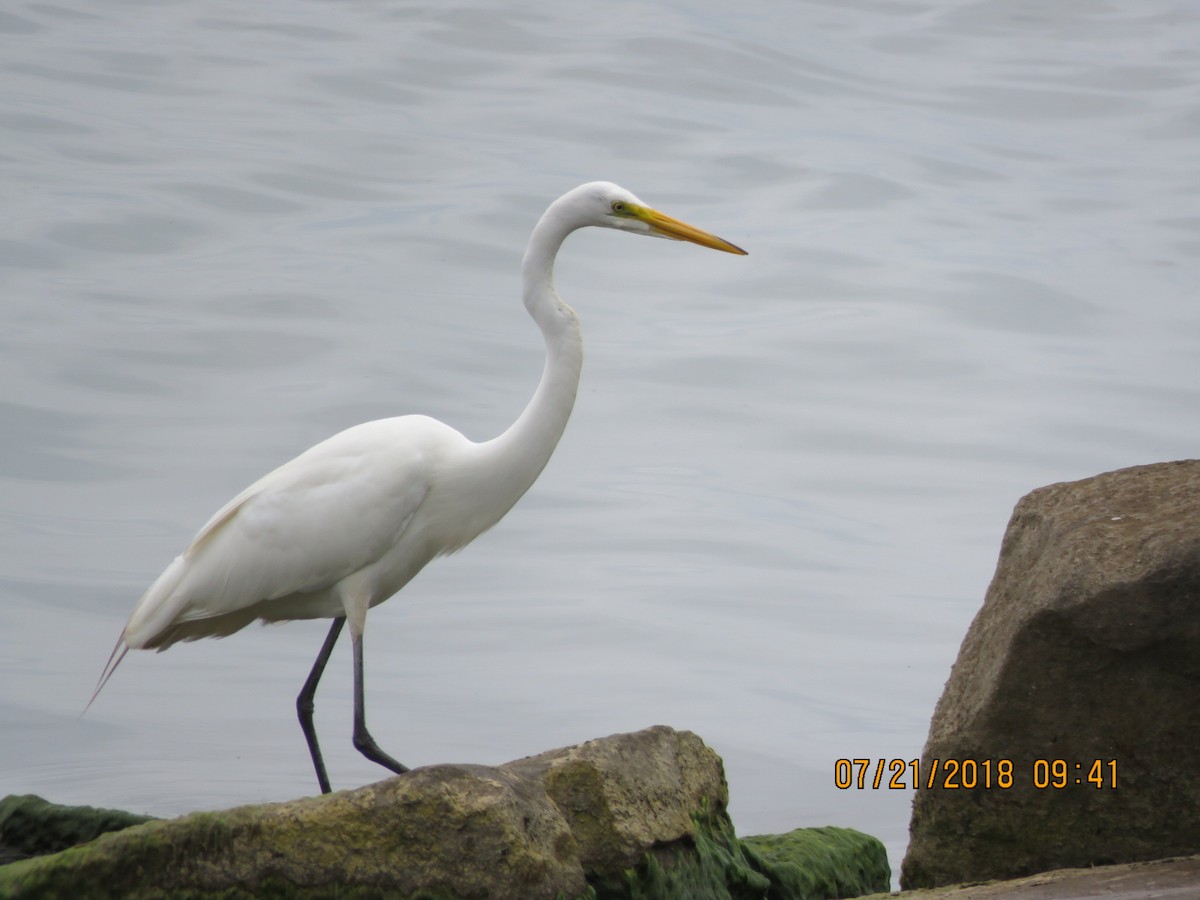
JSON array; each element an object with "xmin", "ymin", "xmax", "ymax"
[{"xmin": 611, "ymin": 201, "xmax": 626, "ymax": 214}]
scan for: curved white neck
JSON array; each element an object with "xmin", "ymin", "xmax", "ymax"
[{"xmin": 479, "ymin": 197, "xmax": 585, "ymax": 504}]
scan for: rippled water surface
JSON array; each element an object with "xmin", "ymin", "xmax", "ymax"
[{"xmin": 3, "ymin": 0, "xmax": 1199, "ymax": 877}]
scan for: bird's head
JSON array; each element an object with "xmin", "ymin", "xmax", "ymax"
[{"xmin": 565, "ymin": 181, "xmax": 747, "ymax": 255}]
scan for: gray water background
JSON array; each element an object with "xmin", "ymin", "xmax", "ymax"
[{"xmin": 3, "ymin": 0, "xmax": 1199, "ymax": 877}]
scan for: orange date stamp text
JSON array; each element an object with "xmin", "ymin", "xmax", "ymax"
[{"xmin": 833, "ymin": 758, "xmax": 1117, "ymax": 790}]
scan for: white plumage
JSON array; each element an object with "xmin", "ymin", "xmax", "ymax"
[{"xmin": 89, "ymin": 181, "xmax": 746, "ymax": 793}]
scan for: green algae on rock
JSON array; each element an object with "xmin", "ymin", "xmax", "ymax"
[
  {"xmin": 0, "ymin": 794, "xmax": 155, "ymax": 866},
  {"xmin": 741, "ymin": 827, "xmax": 890, "ymax": 900}
]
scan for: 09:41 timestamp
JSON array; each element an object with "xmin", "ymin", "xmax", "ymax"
[{"xmin": 833, "ymin": 758, "xmax": 1118, "ymax": 790}]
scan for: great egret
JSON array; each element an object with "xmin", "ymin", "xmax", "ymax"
[{"xmin": 88, "ymin": 182, "xmax": 746, "ymax": 793}]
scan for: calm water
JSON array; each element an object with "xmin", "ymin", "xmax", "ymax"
[{"xmin": 3, "ymin": 0, "xmax": 1199, "ymax": 879}]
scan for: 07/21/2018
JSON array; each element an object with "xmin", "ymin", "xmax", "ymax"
[{"xmin": 833, "ymin": 757, "xmax": 1118, "ymax": 791}]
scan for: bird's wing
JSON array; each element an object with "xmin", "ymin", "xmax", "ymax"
[{"xmin": 123, "ymin": 417, "xmax": 454, "ymax": 647}]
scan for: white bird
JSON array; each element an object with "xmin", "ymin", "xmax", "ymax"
[{"xmin": 88, "ymin": 182, "xmax": 746, "ymax": 793}]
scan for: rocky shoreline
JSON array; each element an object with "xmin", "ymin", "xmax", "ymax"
[
  {"xmin": 5, "ymin": 461, "xmax": 1198, "ymax": 899},
  {"xmin": 0, "ymin": 727, "xmax": 888, "ymax": 899}
]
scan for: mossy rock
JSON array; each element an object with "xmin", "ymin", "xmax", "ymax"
[
  {"xmin": 589, "ymin": 807, "xmax": 770, "ymax": 900},
  {"xmin": 741, "ymin": 827, "xmax": 890, "ymax": 899},
  {"xmin": 0, "ymin": 794, "xmax": 155, "ymax": 866},
  {"xmin": 0, "ymin": 729, "xmax": 890, "ymax": 900}
]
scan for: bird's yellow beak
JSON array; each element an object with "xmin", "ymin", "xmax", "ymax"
[{"xmin": 634, "ymin": 206, "xmax": 748, "ymax": 255}]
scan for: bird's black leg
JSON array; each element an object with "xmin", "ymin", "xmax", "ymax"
[
  {"xmin": 350, "ymin": 627, "xmax": 409, "ymax": 777},
  {"xmin": 297, "ymin": 617, "xmax": 345, "ymax": 794}
]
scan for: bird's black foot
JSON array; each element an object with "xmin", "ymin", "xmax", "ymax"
[{"xmin": 353, "ymin": 726, "xmax": 410, "ymax": 775}]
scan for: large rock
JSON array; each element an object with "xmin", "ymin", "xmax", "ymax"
[
  {"xmin": 902, "ymin": 461, "xmax": 1200, "ymax": 888},
  {"xmin": 0, "ymin": 726, "xmax": 889, "ymax": 899}
]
